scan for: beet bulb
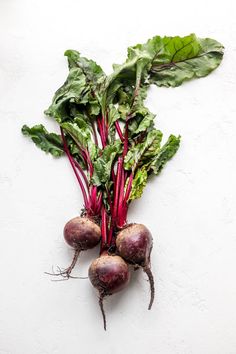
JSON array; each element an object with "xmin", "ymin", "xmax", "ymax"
[
  {"xmin": 46, "ymin": 217, "xmax": 101, "ymax": 280},
  {"xmin": 89, "ymin": 253, "xmax": 130, "ymax": 330},
  {"xmin": 116, "ymin": 223, "xmax": 155, "ymax": 309},
  {"xmin": 64, "ymin": 216, "xmax": 101, "ymax": 250}
]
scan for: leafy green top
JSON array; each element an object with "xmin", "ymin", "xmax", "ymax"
[{"xmin": 22, "ymin": 34, "xmax": 224, "ymax": 205}]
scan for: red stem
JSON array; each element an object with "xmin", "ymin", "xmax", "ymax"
[
  {"xmin": 113, "ymin": 117, "xmax": 130, "ymax": 227},
  {"xmin": 100, "ymin": 206, "xmax": 107, "ymax": 253},
  {"xmin": 115, "ymin": 121, "xmax": 125, "ymax": 141},
  {"xmin": 72, "ymin": 140, "xmax": 93, "ymax": 178},
  {"xmin": 96, "ymin": 192, "xmax": 102, "ymax": 214},
  {"xmin": 123, "ymin": 121, "xmax": 129, "ymax": 157},
  {"xmin": 124, "ymin": 172, "xmax": 133, "ymax": 202},
  {"xmin": 60, "ymin": 128, "xmax": 89, "ymax": 208},
  {"xmin": 118, "ymin": 168, "xmax": 125, "ymax": 209},
  {"xmin": 97, "ymin": 118, "xmax": 106, "ymax": 148},
  {"xmin": 102, "ymin": 114, "xmax": 108, "ymax": 147},
  {"xmin": 81, "ymin": 150, "xmax": 88, "ymax": 167},
  {"xmin": 107, "ymin": 219, "xmax": 113, "ymax": 246},
  {"xmin": 84, "ymin": 149, "xmax": 93, "ymax": 177},
  {"xmin": 112, "ymin": 157, "xmax": 123, "ymax": 221},
  {"xmin": 73, "ymin": 159, "xmax": 89, "ymax": 190},
  {"xmin": 115, "ymin": 172, "xmax": 133, "ymax": 228},
  {"xmin": 91, "ymin": 185, "xmax": 97, "ymax": 203}
]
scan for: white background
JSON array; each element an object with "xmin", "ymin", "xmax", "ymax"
[{"xmin": 0, "ymin": 0, "xmax": 236, "ymax": 353}]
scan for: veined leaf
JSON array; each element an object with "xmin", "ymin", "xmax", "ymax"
[
  {"xmin": 45, "ymin": 67, "xmax": 88, "ymax": 121},
  {"xmin": 102, "ymin": 33, "xmax": 224, "ymax": 115},
  {"xmin": 147, "ymin": 134, "xmax": 181, "ymax": 174},
  {"xmin": 45, "ymin": 51, "xmax": 105, "ymax": 122},
  {"xmin": 92, "ymin": 141, "xmax": 122, "ymax": 186},
  {"xmin": 147, "ymin": 34, "xmax": 224, "ymax": 87},
  {"xmin": 88, "ymin": 100, "xmax": 101, "ymax": 116},
  {"xmin": 128, "ymin": 105, "xmax": 155, "ymax": 136},
  {"xmin": 64, "ymin": 50, "xmax": 105, "ymax": 85},
  {"xmin": 108, "ymin": 104, "xmax": 120, "ymax": 126},
  {"xmin": 61, "ymin": 120, "xmax": 98, "ymax": 169},
  {"xmin": 129, "ymin": 168, "xmax": 148, "ymax": 201},
  {"xmin": 124, "ymin": 129, "xmax": 163, "ymax": 170},
  {"xmin": 22, "ymin": 124, "xmax": 64, "ymax": 157},
  {"xmin": 87, "ymin": 140, "xmax": 99, "ymax": 162},
  {"xmin": 102, "ymin": 52, "xmax": 151, "ymax": 112},
  {"xmin": 61, "ymin": 121, "xmax": 91, "ymax": 149},
  {"xmin": 65, "ymin": 50, "xmax": 105, "ymax": 116}
]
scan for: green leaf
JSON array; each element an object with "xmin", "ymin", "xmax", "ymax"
[
  {"xmin": 88, "ymin": 100, "xmax": 101, "ymax": 116},
  {"xmin": 108, "ymin": 104, "xmax": 120, "ymax": 126},
  {"xmin": 45, "ymin": 67, "xmax": 88, "ymax": 121},
  {"xmin": 92, "ymin": 141, "xmax": 122, "ymax": 186},
  {"xmin": 45, "ymin": 51, "xmax": 105, "ymax": 122},
  {"xmin": 61, "ymin": 119, "xmax": 99, "ymax": 171},
  {"xmin": 65, "ymin": 50, "xmax": 105, "ymax": 116},
  {"xmin": 21, "ymin": 124, "xmax": 64, "ymax": 157},
  {"xmin": 61, "ymin": 121, "xmax": 89, "ymax": 148},
  {"xmin": 129, "ymin": 168, "xmax": 148, "ymax": 201},
  {"xmin": 118, "ymin": 103, "xmax": 130, "ymax": 119},
  {"xmin": 124, "ymin": 129, "xmax": 163, "ymax": 170},
  {"xmin": 64, "ymin": 50, "xmax": 105, "ymax": 85},
  {"xmin": 22, "ymin": 34, "xmax": 223, "ymax": 208},
  {"xmin": 102, "ymin": 50, "xmax": 152, "ymax": 112},
  {"xmin": 148, "ymin": 135, "xmax": 181, "ymax": 174},
  {"xmin": 107, "ymin": 104, "xmax": 121, "ymax": 143},
  {"xmin": 148, "ymin": 34, "xmax": 224, "ymax": 87},
  {"xmin": 128, "ymin": 105, "xmax": 155, "ymax": 136},
  {"xmin": 87, "ymin": 140, "xmax": 99, "ymax": 162},
  {"xmin": 102, "ymin": 33, "xmax": 224, "ymax": 113}
]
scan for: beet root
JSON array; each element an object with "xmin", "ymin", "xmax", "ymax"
[
  {"xmin": 64, "ymin": 216, "xmax": 101, "ymax": 249},
  {"xmin": 116, "ymin": 223, "xmax": 155, "ymax": 310},
  {"xmin": 89, "ymin": 253, "xmax": 130, "ymax": 330},
  {"xmin": 46, "ymin": 217, "xmax": 101, "ymax": 280}
]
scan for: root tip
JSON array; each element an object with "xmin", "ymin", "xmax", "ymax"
[
  {"xmin": 144, "ymin": 266, "xmax": 155, "ymax": 310},
  {"xmin": 45, "ymin": 249, "xmax": 81, "ymax": 280},
  {"xmin": 99, "ymin": 294, "xmax": 107, "ymax": 331}
]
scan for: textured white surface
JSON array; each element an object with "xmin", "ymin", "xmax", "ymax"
[{"xmin": 0, "ymin": 0, "xmax": 236, "ymax": 353}]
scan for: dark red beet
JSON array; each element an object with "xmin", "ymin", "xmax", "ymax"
[
  {"xmin": 46, "ymin": 217, "xmax": 101, "ymax": 280},
  {"xmin": 116, "ymin": 223, "xmax": 155, "ymax": 310},
  {"xmin": 89, "ymin": 254, "xmax": 130, "ymax": 330},
  {"xmin": 64, "ymin": 216, "xmax": 101, "ymax": 250},
  {"xmin": 116, "ymin": 224, "xmax": 152, "ymax": 265}
]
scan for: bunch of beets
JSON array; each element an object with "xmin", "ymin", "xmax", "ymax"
[{"xmin": 22, "ymin": 34, "xmax": 223, "ymax": 329}]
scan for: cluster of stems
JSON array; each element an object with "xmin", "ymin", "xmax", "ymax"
[{"xmin": 60, "ymin": 115, "xmax": 133, "ymax": 254}]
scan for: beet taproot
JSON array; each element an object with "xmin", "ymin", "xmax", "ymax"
[
  {"xmin": 47, "ymin": 217, "xmax": 101, "ymax": 280},
  {"xmin": 116, "ymin": 223, "xmax": 155, "ymax": 309},
  {"xmin": 89, "ymin": 253, "xmax": 130, "ymax": 330}
]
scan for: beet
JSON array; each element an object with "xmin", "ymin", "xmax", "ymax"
[
  {"xmin": 89, "ymin": 253, "xmax": 130, "ymax": 330},
  {"xmin": 64, "ymin": 216, "xmax": 101, "ymax": 250},
  {"xmin": 46, "ymin": 217, "xmax": 101, "ymax": 280},
  {"xmin": 116, "ymin": 223, "xmax": 155, "ymax": 309}
]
